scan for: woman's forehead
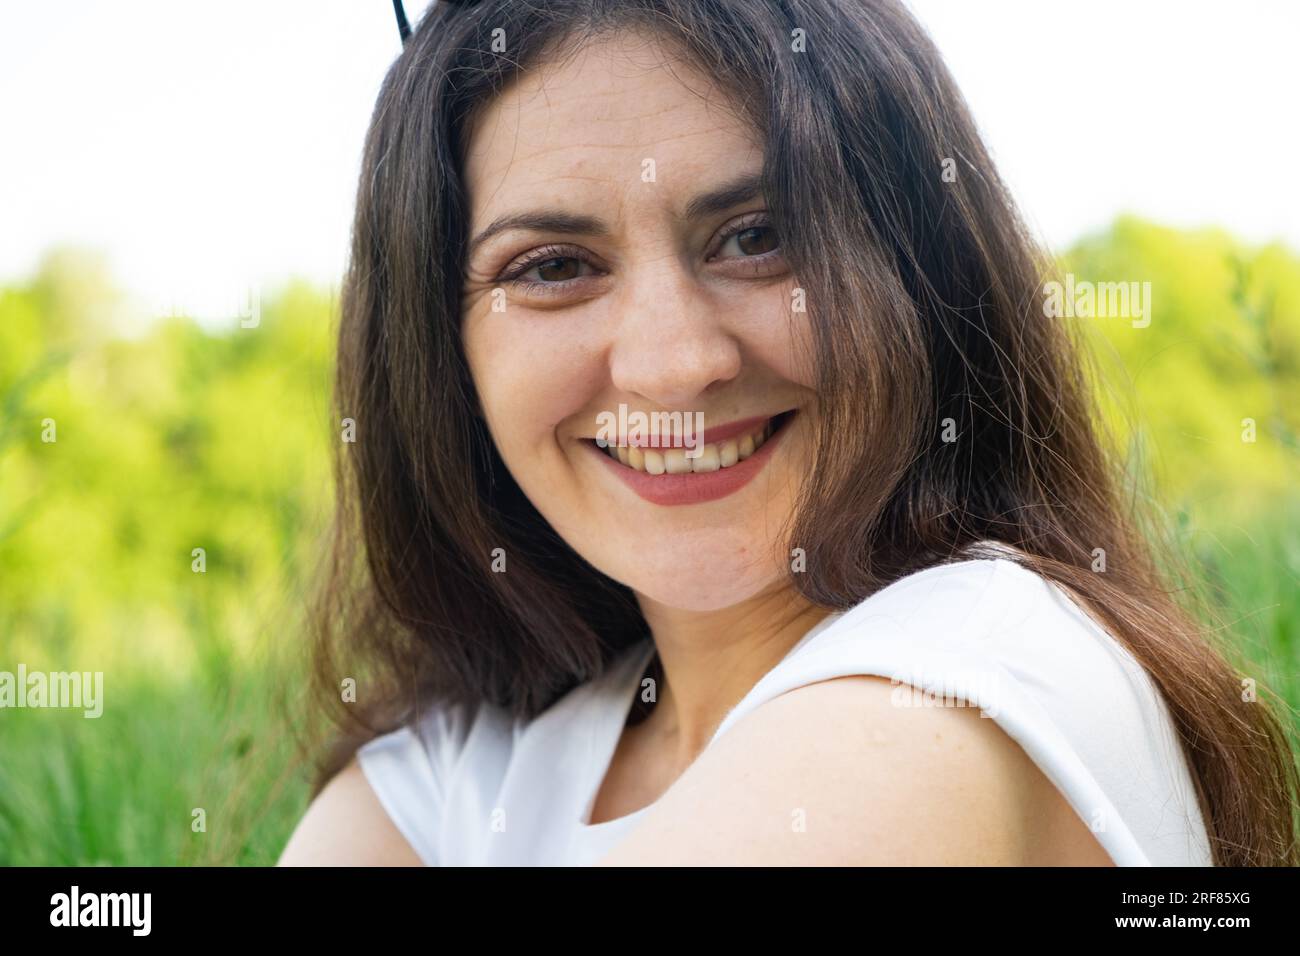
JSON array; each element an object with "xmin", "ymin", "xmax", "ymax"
[{"xmin": 461, "ymin": 32, "xmax": 759, "ymax": 218}]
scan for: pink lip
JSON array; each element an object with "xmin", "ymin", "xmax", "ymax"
[
  {"xmin": 588, "ymin": 415, "xmax": 791, "ymax": 506},
  {"xmin": 608, "ymin": 414, "xmax": 771, "ymax": 450}
]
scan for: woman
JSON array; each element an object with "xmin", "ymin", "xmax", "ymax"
[{"xmin": 279, "ymin": 0, "xmax": 1298, "ymax": 866}]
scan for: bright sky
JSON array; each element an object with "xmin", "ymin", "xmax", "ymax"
[{"xmin": 1, "ymin": 0, "xmax": 1296, "ymax": 326}]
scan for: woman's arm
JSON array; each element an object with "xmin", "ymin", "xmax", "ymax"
[
  {"xmin": 596, "ymin": 674, "xmax": 1111, "ymax": 866},
  {"xmin": 277, "ymin": 757, "xmax": 425, "ymax": 866}
]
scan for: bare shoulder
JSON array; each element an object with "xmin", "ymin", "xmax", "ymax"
[
  {"xmin": 277, "ymin": 756, "xmax": 424, "ymax": 866},
  {"xmin": 597, "ymin": 675, "xmax": 1112, "ymax": 866}
]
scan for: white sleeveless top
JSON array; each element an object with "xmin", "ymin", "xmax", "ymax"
[{"xmin": 356, "ymin": 550, "xmax": 1214, "ymax": 866}]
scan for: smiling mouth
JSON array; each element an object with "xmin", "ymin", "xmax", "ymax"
[{"xmin": 587, "ymin": 410, "xmax": 795, "ymax": 475}]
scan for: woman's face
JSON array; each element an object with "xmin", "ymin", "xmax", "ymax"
[{"xmin": 461, "ymin": 32, "xmax": 817, "ymax": 612}]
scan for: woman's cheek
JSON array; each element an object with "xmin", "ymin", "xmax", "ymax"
[
  {"xmin": 727, "ymin": 280, "xmax": 816, "ymax": 387},
  {"xmin": 769, "ymin": 287, "xmax": 817, "ymax": 387},
  {"xmin": 466, "ymin": 308, "xmax": 603, "ymax": 460}
]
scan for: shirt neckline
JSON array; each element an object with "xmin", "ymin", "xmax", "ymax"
[
  {"xmin": 574, "ymin": 539, "xmax": 1017, "ymax": 835},
  {"xmin": 576, "ymin": 641, "xmax": 659, "ymax": 831},
  {"xmin": 576, "ymin": 611, "xmax": 846, "ymax": 833}
]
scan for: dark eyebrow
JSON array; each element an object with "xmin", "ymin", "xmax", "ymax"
[
  {"xmin": 682, "ymin": 171, "xmax": 764, "ymax": 220},
  {"xmin": 467, "ymin": 212, "xmax": 609, "ymax": 259},
  {"xmin": 466, "ymin": 172, "xmax": 766, "ymax": 258}
]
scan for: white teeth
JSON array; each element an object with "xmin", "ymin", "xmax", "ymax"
[
  {"xmin": 663, "ymin": 449, "xmax": 691, "ymax": 474},
  {"xmin": 691, "ymin": 445, "xmax": 721, "ymax": 473},
  {"xmin": 599, "ymin": 420, "xmax": 780, "ymax": 475}
]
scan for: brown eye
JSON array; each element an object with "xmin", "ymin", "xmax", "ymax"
[
  {"xmin": 535, "ymin": 256, "xmax": 581, "ymax": 281},
  {"xmin": 734, "ymin": 226, "xmax": 779, "ymax": 256},
  {"xmin": 717, "ymin": 222, "xmax": 781, "ymax": 260},
  {"xmin": 498, "ymin": 244, "xmax": 598, "ymax": 289}
]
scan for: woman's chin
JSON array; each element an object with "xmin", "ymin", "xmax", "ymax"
[{"xmin": 621, "ymin": 565, "xmax": 785, "ymax": 614}]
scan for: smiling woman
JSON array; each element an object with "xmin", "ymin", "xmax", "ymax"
[{"xmin": 276, "ymin": 0, "xmax": 1298, "ymax": 867}]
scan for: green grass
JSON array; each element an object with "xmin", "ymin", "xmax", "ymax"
[
  {"xmin": 1, "ymin": 507, "xmax": 1296, "ymax": 866},
  {"xmin": 1188, "ymin": 506, "xmax": 1300, "ymax": 736},
  {"xmin": 0, "ymin": 665, "xmax": 310, "ymax": 866}
]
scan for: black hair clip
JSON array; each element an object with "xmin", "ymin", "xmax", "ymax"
[
  {"xmin": 393, "ymin": 1, "xmax": 481, "ymax": 46},
  {"xmin": 393, "ymin": 0, "xmax": 414, "ymax": 45}
]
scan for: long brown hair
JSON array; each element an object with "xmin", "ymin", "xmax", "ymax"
[{"xmin": 302, "ymin": 0, "xmax": 1298, "ymax": 865}]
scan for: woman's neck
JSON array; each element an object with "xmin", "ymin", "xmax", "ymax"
[{"xmin": 635, "ymin": 585, "xmax": 831, "ymax": 768}]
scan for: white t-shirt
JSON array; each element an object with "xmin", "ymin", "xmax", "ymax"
[{"xmin": 356, "ymin": 549, "xmax": 1214, "ymax": 866}]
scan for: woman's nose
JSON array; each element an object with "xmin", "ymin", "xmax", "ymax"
[{"xmin": 606, "ymin": 260, "xmax": 743, "ymax": 408}]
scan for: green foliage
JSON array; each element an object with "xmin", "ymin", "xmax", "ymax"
[
  {"xmin": 0, "ymin": 250, "xmax": 335, "ymax": 679},
  {"xmin": 1066, "ymin": 215, "xmax": 1300, "ymax": 514}
]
